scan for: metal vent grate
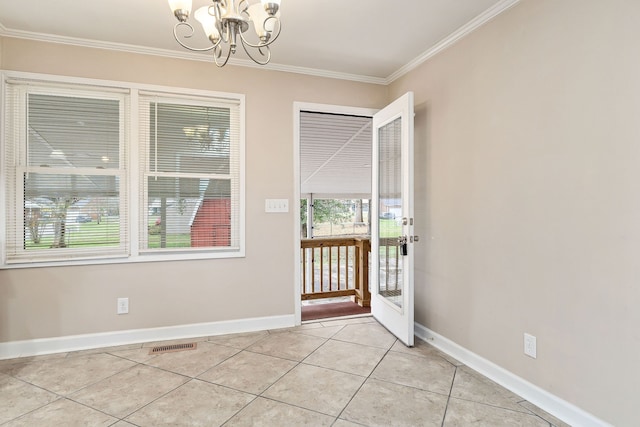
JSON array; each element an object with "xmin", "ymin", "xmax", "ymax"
[{"xmin": 149, "ymin": 342, "xmax": 197, "ymax": 355}]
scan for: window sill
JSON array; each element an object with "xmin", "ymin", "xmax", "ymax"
[{"xmin": 0, "ymin": 249, "xmax": 245, "ymax": 270}]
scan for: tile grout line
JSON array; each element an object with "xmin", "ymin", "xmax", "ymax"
[
  {"xmin": 333, "ymin": 337, "xmax": 399, "ymax": 423},
  {"xmin": 225, "ymin": 324, "xmax": 341, "ymax": 424},
  {"xmin": 440, "ymin": 366, "xmax": 458, "ymax": 427}
]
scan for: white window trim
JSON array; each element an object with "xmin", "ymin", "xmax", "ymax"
[
  {"xmin": 8, "ymin": 85, "xmax": 129, "ymax": 263},
  {"xmin": 0, "ymin": 70, "xmax": 246, "ymax": 269}
]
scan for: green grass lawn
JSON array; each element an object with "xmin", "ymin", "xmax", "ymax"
[
  {"xmin": 25, "ymin": 220, "xmax": 192, "ymax": 250},
  {"xmin": 26, "ymin": 221, "xmax": 120, "ymax": 249},
  {"xmin": 147, "ymin": 233, "xmax": 192, "ymax": 248},
  {"xmin": 379, "ymin": 218, "xmax": 402, "ymax": 238}
]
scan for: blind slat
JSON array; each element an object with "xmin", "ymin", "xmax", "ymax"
[
  {"xmin": 4, "ymin": 83, "xmax": 128, "ymax": 262},
  {"xmin": 138, "ymin": 94, "xmax": 241, "ymax": 251}
]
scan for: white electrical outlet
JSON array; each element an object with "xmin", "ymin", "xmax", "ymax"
[
  {"xmin": 524, "ymin": 333, "xmax": 537, "ymax": 358},
  {"xmin": 117, "ymin": 297, "xmax": 129, "ymax": 315}
]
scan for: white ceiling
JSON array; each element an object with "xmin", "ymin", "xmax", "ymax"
[
  {"xmin": 300, "ymin": 112, "xmax": 372, "ymax": 197},
  {"xmin": 0, "ymin": 0, "xmax": 519, "ymax": 83}
]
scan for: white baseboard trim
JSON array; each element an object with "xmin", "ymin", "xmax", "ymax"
[
  {"xmin": 414, "ymin": 323, "xmax": 611, "ymax": 427},
  {"xmin": 0, "ymin": 314, "xmax": 295, "ymax": 360}
]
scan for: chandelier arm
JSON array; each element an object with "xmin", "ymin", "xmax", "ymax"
[
  {"xmin": 173, "ymin": 22, "xmax": 218, "ymax": 52},
  {"xmin": 240, "ymin": 39, "xmax": 271, "ymax": 65},
  {"xmin": 238, "ymin": 0, "xmax": 250, "ymax": 15},
  {"xmin": 238, "ymin": 17, "xmax": 281, "ymax": 49},
  {"xmin": 212, "ymin": 3, "xmax": 223, "ymax": 20},
  {"xmin": 213, "ymin": 44, "xmax": 233, "ymax": 67},
  {"xmin": 220, "ymin": 20, "xmax": 231, "ymax": 44}
]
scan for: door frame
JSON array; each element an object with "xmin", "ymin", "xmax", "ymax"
[{"xmin": 293, "ymin": 102, "xmax": 378, "ymax": 325}]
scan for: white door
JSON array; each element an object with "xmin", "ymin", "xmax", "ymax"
[{"xmin": 371, "ymin": 92, "xmax": 415, "ymax": 346}]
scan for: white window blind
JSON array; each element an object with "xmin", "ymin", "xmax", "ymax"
[
  {"xmin": 138, "ymin": 93, "xmax": 241, "ymax": 253},
  {"xmin": 3, "ymin": 82, "xmax": 128, "ymax": 263}
]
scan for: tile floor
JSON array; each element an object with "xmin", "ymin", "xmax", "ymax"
[{"xmin": 0, "ymin": 316, "xmax": 571, "ymax": 426}]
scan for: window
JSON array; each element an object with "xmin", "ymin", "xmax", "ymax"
[
  {"xmin": 138, "ymin": 94, "xmax": 242, "ymax": 253},
  {"xmin": 1, "ymin": 74, "xmax": 244, "ymax": 266},
  {"xmin": 3, "ymin": 83, "xmax": 127, "ymax": 263}
]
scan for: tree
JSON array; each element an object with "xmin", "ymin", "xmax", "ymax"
[
  {"xmin": 50, "ymin": 197, "xmax": 78, "ymax": 248},
  {"xmin": 25, "ymin": 207, "xmax": 46, "ymax": 244},
  {"xmin": 300, "ymin": 199, "xmax": 308, "ymax": 237},
  {"xmin": 300, "ymin": 198, "xmax": 354, "ymax": 237},
  {"xmin": 354, "ymin": 199, "xmax": 363, "ymax": 223}
]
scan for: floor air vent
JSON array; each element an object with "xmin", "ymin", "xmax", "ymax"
[{"xmin": 149, "ymin": 342, "xmax": 197, "ymax": 355}]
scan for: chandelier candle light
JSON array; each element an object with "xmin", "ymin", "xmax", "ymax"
[{"xmin": 168, "ymin": 0, "xmax": 282, "ymax": 67}]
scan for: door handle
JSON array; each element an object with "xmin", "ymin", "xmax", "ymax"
[{"xmin": 398, "ymin": 235, "xmax": 408, "ymax": 256}]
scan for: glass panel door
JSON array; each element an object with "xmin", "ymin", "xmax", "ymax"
[
  {"xmin": 371, "ymin": 92, "xmax": 414, "ymax": 346},
  {"xmin": 378, "ymin": 117, "xmax": 404, "ymax": 308}
]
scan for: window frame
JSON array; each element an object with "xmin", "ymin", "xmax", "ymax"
[
  {"xmin": 0, "ymin": 71, "xmax": 246, "ymax": 268},
  {"xmin": 138, "ymin": 93, "xmax": 242, "ymax": 255}
]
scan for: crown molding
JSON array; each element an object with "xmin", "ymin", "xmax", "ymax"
[
  {"xmin": 0, "ymin": 25, "xmax": 387, "ymax": 85},
  {"xmin": 385, "ymin": 0, "xmax": 522, "ymax": 84},
  {"xmin": 1, "ymin": 1, "xmax": 521, "ymax": 87}
]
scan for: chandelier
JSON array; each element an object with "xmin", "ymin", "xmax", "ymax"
[{"xmin": 168, "ymin": 0, "xmax": 282, "ymax": 67}]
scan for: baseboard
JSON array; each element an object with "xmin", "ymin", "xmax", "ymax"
[
  {"xmin": 0, "ymin": 314, "xmax": 295, "ymax": 360},
  {"xmin": 414, "ymin": 323, "xmax": 612, "ymax": 427}
]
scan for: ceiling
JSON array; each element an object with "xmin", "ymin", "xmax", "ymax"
[
  {"xmin": 0, "ymin": 0, "xmax": 519, "ymax": 84},
  {"xmin": 300, "ymin": 112, "xmax": 372, "ymax": 197}
]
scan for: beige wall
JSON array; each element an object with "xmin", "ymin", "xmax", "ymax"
[
  {"xmin": 0, "ymin": 38, "xmax": 387, "ymax": 340},
  {"xmin": 2, "ymin": 1, "xmax": 637, "ymax": 423},
  {"xmin": 390, "ymin": 0, "xmax": 639, "ymax": 425}
]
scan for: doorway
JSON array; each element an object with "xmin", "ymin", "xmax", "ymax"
[{"xmin": 294, "ymin": 103, "xmax": 377, "ymax": 324}]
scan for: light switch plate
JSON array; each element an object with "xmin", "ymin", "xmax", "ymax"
[{"xmin": 265, "ymin": 199, "xmax": 289, "ymax": 213}]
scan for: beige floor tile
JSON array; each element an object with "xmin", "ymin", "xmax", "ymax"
[
  {"xmin": 450, "ymin": 366, "xmax": 528, "ymax": 413},
  {"xmin": 108, "ymin": 347, "xmax": 160, "ymax": 363},
  {"xmin": 391, "ymin": 337, "xmax": 463, "ymax": 366},
  {"xmin": 331, "ymin": 322, "xmax": 397, "ymax": 349},
  {"xmin": 0, "ymin": 352, "xmax": 67, "ymax": 365},
  {"xmin": 342, "ymin": 378, "xmax": 448, "ymax": 427},
  {"xmin": 269, "ymin": 323, "xmax": 324, "ymax": 334},
  {"xmin": 125, "ymin": 379, "xmax": 254, "ymax": 427},
  {"xmin": 246, "ymin": 332, "xmax": 326, "ymax": 361},
  {"xmin": 0, "ymin": 374, "xmax": 59, "ymax": 424},
  {"xmin": 0, "ymin": 353, "xmax": 68, "ymax": 376},
  {"xmin": 320, "ymin": 316, "xmax": 374, "ymax": 327},
  {"xmin": 333, "ymin": 419, "xmax": 365, "ymax": 427},
  {"xmin": 224, "ymin": 397, "xmax": 335, "ymax": 426},
  {"xmin": 263, "ymin": 364, "xmax": 364, "ymax": 416},
  {"xmin": 69, "ymin": 364, "xmax": 189, "ymax": 418},
  {"xmin": 110, "ymin": 422, "xmax": 138, "ymax": 427},
  {"xmin": 10, "ymin": 353, "xmax": 136, "ymax": 395},
  {"xmin": 198, "ymin": 350, "xmax": 296, "ymax": 394},
  {"xmin": 207, "ymin": 330, "xmax": 269, "ymax": 349},
  {"xmin": 145, "ymin": 341, "xmax": 239, "ymax": 377},
  {"xmin": 66, "ymin": 343, "xmax": 142, "ymax": 358},
  {"xmin": 371, "ymin": 350, "xmax": 455, "ymax": 395},
  {"xmin": 3, "ymin": 398, "xmax": 117, "ymax": 427},
  {"xmin": 444, "ymin": 398, "xmax": 551, "ymax": 426},
  {"xmin": 292, "ymin": 325, "xmax": 345, "ymax": 339},
  {"xmin": 519, "ymin": 401, "xmax": 572, "ymax": 427},
  {"xmin": 303, "ymin": 339, "xmax": 387, "ymax": 376}
]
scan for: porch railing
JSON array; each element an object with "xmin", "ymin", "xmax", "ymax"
[
  {"xmin": 379, "ymin": 237, "xmax": 402, "ymax": 294},
  {"xmin": 301, "ymin": 237, "xmax": 371, "ymax": 307}
]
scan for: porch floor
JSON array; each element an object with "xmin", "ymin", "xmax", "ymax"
[{"xmin": 301, "ymin": 299, "xmax": 371, "ymax": 322}]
